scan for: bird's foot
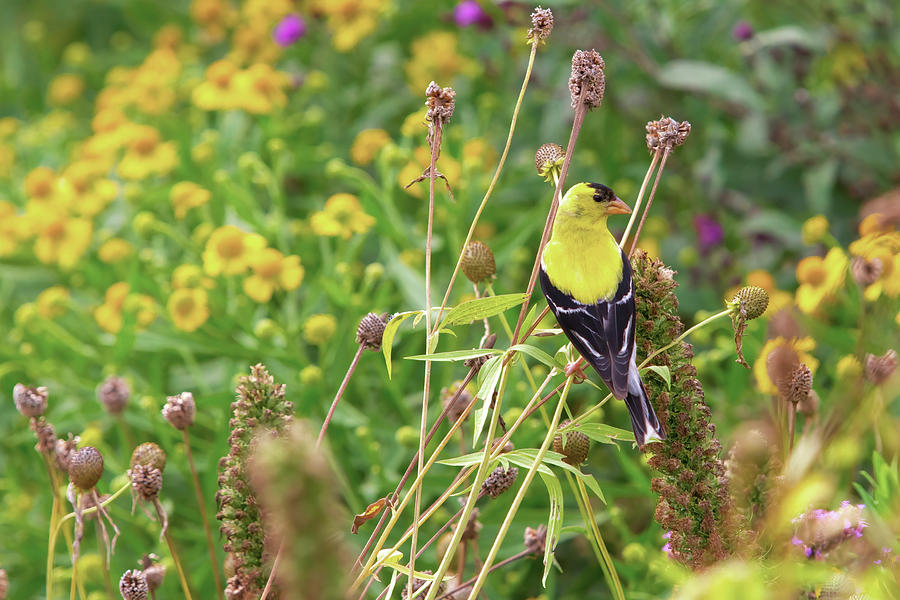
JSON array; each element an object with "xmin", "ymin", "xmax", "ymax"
[{"xmin": 564, "ymin": 358, "xmax": 587, "ymax": 383}]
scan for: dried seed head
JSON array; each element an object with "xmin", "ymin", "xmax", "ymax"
[
  {"xmin": 119, "ymin": 569, "xmax": 149, "ymax": 600},
  {"xmin": 139, "ymin": 555, "xmax": 165, "ymax": 592},
  {"xmin": 425, "ymin": 81, "xmax": 455, "ymax": 125},
  {"xmin": 130, "ymin": 442, "xmax": 167, "ymax": 472},
  {"xmin": 30, "ymin": 417, "xmax": 56, "ymax": 456},
  {"xmin": 98, "ymin": 376, "xmax": 130, "ymax": 415},
  {"xmin": 524, "ymin": 524, "xmax": 547, "ymax": 555},
  {"xmin": 162, "ymin": 391, "xmax": 195, "ymax": 430},
  {"xmin": 460, "ymin": 506, "xmax": 482, "ymax": 541},
  {"xmin": 461, "ymin": 241, "xmax": 496, "ymax": 284},
  {"xmin": 569, "ymin": 49, "xmax": 605, "ymax": 110},
  {"xmin": 441, "ymin": 383, "xmax": 473, "ymax": 425},
  {"xmin": 129, "ymin": 464, "xmax": 163, "ymax": 501},
  {"xmin": 535, "ymin": 142, "xmax": 565, "ymax": 182},
  {"xmin": 786, "ymin": 364, "xmax": 813, "ymax": 404},
  {"xmin": 356, "ymin": 312, "xmax": 389, "ymax": 350},
  {"xmin": 464, "ymin": 333, "xmax": 497, "ymax": 372},
  {"xmin": 866, "ymin": 349, "xmax": 897, "ymax": 385},
  {"xmin": 552, "ymin": 420, "xmax": 590, "ymax": 465},
  {"xmin": 69, "ymin": 446, "xmax": 104, "ymax": 490},
  {"xmin": 54, "ymin": 433, "xmax": 80, "ymax": 473},
  {"xmin": 481, "ymin": 465, "xmax": 518, "ymax": 499},
  {"xmin": 527, "ymin": 6, "xmax": 553, "ymax": 44},
  {"xmin": 731, "ymin": 286, "xmax": 769, "ymax": 320},
  {"xmin": 798, "ymin": 389, "xmax": 819, "ymax": 416},
  {"xmin": 13, "ymin": 384, "xmax": 48, "ymax": 417},
  {"xmin": 851, "ymin": 255, "xmax": 883, "ymax": 287},
  {"xmin": 400, "ymin": 571, "xmax": 444, "ymax": 600},
  {"xmin": 646, "ymin": 116, "xmax": 691, "ymax": 152}
]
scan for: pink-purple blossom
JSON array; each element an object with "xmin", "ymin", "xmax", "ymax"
[
  {"xmin": 273, "ymin": 14, "xmax": 307, "ymax": 47},
  {"xmin": 454, "ymin": 1, "xmax": 492, "ymax": 28}
]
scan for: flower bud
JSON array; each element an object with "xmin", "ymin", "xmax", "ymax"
[
  {"xmin": 527, "ymin": 6, "xmax": 553, "ymax": 44},
  {"xmin": 98, "ymin": 376, "xmax": 130, "ymax": 415},
  {"xmin": 69, "ymin": 446, "xmax": 103, "ymax": 490},
  {"xmin": 731, "ymin": 286, "xmax": 769, "ymax": 320},
  {"xmin": 162, "ymin": 392, "xmax": 195, "ymax": 430},
  {"xmin": 119, "ymin": 569, "xmax": 149, "ymax": 600},
  {"xmin": 461, "ymin": 241, "xmax": 496, "ymax": 284},
  {"xmin": 552, "ymin": 420, "xmax": 590, "ymax": 465},
  {"xmin": 481, "ymin": 465, "xmax": 518, "ymax": 499},
  {"xmin": 535, "ymin": 142, "xmax": 565, "ymax": 182},
  {"xmin": 13, "ymin": 384, "xmax": 47, "ymax": 417},
  {"xmin": 356, "ymin": 312, "xmax": 389, "ymax": 351},
  {"xmin": 130, "ymin": 442, "xmax": 167, "ymax": 472}
]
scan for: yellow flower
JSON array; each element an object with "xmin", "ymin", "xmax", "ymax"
[
  {"xmin": 117, "ymin": 125, "xmax": 177, "ymax": 180},
  {"xmin": 202, "ymin": 225, "xmax": 267, "ymax": 276},
  {"xmin": 48, "ymin": 74, "xmax": 85, "ymax": 106},
  {"xmin": 801, "ymin": 215, "xmax": 829, "ymax": 245},
  {"xmin": 304, "ymin": 314, "xmax": 337, "ymax": 345},
  {"xmin": 311, "ymin": 0, "xmax": 383, "ymax": 51},
  {"xmin": 0, "ymin": 142, "xmax": 15, "ymax": 177},
  {"xmin": 848, "ymin": 215, "xmax": 900, "ymax": 300},
  {"xmin": 95, "ymin": 282, "xmax": 156, "ymax": 333},
  {"xmin": 400, "ymin": 111, "xmax": 425, "ymax": 138},
  {"xmin": 232, "ymin": 63, "xmax": 289, "ymax": 114},
  {"xmin": 172, "ymin": 264, "xmax": 215, "ymax": 289},
  {"xmin": 462, "ymin": 137, "xmax": 498, "ymax": 173},
  {"xmin": 404, "ymin": 31, "xmax": 477, "ymax": 92},
  {"xmin": 191, "ymin": 0, "xmax": 236, "ymax": 42},
  {"xmin": 192, "ymin": 60, "xmax": 240, "ymax": 111},
  {"xmin": 61, "ymin": 161, "xmax": 118, "ymax": 217},
  {"xmin": 229, "ymin": 22, "xmax": 282, "ymax": 66},
  {"xmin": 0, "ymin": 117, "xmax": 20, "ymax": 138},
  {"xmin": 242, "ymin": 248, "xmax": 304, "ymax": 302},
  {"xmin": 36, "ymin": 286, "xmax": 70, "ymax": 319},
  {"xmin": 98, "ymin": 238, "xmax": 134, "ymax": 263},
  {"xmin": 168, "ymin": 288, "xmax": 210, "ymax": 332},
  {"xmin": 351, "ymin": 129, "xmax": 391, "ymax": 165},
  {"xmin": 24, "ymin": 166, "xmax": 62, "ymax": 204},
  {"xmin": 299, "ymin": 365, "xmax": 323, "ymax": 385},
  {"xmin": 171, "ymin": 182, "xmax": 211, "ymax": 219},
  {"xmin": 309, "ymin": 193, "xmax": 376, "ymax": 239},
  {"xmin": 835, "ymin": 355, "xmax": 862, "ymax": 380},
  {"xmin": 753, "ymin": 336, "xmax": 819, "ymax": 395},
  {"xmin": 795, "ymin": 248, "xmax": 848, "ymax": 314},
  {"xmin": 34, "ymin": 217, "xmax": 92, "ymax": 270},
  {"xmin": 0, "ymin": 201, "xmax": 25, "ymax": 256}
]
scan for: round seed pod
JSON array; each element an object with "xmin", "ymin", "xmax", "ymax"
[
  {"xmin": 97, "ymin": 376, "xmax": 130, "ymax": 415},
  {"xmin": 162, "ymin": 392, "xmax": 195, "ymax": 430},
  {"xmin": 130, "ymin": 442, "xmax": 167, "ymax": 472},
  {"xmin": 69, "ymin": 446, "xmax": 104, "ymax": 490},
  {"xmin": 481, "ymin": 465, "xmax": 518, "ymax": 499},
  {"xmin": 13, "ymin": 384, "xmax": 48, "ymax": 417},
  {"xmin": 534, "ymin": 143, "xmax": 565, "ymax": 177},
  {"xmin": 733, "ymin": 286, "xmax": 769, "ymax": 320},
  {"xmin": 119, "ymin": 569, "xmax": 149, "ymax": 600},
  {"xmin": 553, "ymin": 420, "xmax": 590, "ymax": 465},
  {"xmin": 461, "ymin": 241, "xmax": 495, "ymax": 284},
  {"xmin": 356, "ymin": 312, "xmax": 389, "ymax": 350},
  {"xmin": 130, "ymin": 464, "xmax": 163, "ymax": 501}
]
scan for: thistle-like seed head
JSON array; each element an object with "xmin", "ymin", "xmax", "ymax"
[
  {"xmin": 356, "ymin": 312, "xmax": 389, "ymax": 351},
  {"xmin": 129, "ymin": 464, "xmax": 163, "ymax": 501},
  {"xmin": 98, "ymin": 376, "xmax": 130, "ymax": 415},
  {"xmin": 786, "ymin": 364, "xmax": 813, "ymax": 404},
  {"xmin": 461, "ymin": 241, "xmax": 496, "ymax": 284},
  {"xmin": 119, "ymin": 569, "xmax": 149, "ymax": 600},
  {"xmin": 425, "ymin": 81, "xmax": 455, "ymax": 125},
  {"xmin": 162, "ymin": 391, "xmax": 196, "ymax": 430},
  {"xmin": 552, "ymin": 420, "xmax": 590, "ymax": 465},
  {"xmin": 481, "ymin": 465, "xmax": 518, "ymax": 499},
  {"xmin": 866, "ymin": 349, "xmax": 897, "ymax": 385},
  {"xmin": 527, "ymin": 6, "xmax": 553, "ymax": 44},
  {"xmin": 69, "ymin": 446, "xmax": 104, "ymax": 490},
  {"xmin": 730, "ymin": 286, "xmax": 769, "ymax": 320},
  {"xmin": 569, "ymin": 49, "xmax": 605, "ymax": 110},
  {"xmin": 535, "ymin": 142, "xmax": 565, "ymax": 182},
  {"xmin": 13, "ymin": 383, "xmax": 47, "ymax": 417},
  {"xmin": 646, "ymin": 116, "xmax": 692, "ymax": 152},
  {"xmin": 130, "ymin": 442, "xmax": 167, "ymax": 472}
]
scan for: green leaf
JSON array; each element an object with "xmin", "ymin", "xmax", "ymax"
[
  {"xmin": 442, "ymin": 293, "xmax": 527, "ymax": 327},
  {"xmin": 472, "ymin": 356, "xmax": 503, "ymax": 445},
  {"xmin": 381, "ymin": 311, "xmax": 422, "ymax": 379},
  {"xmin": 657, "ymin": 60, "xmax": 764, "ymax": 111},
  {"xmin": 496, "ymin": 449, "xmax": 554, "ymax": 476},
  {"xmin": 404, "ymin": 348, "xmax": 504, "ymax": 362},
  {"xmin": 642, "ymin": 365, "xmax": 671, "ymax": 389},
  {"xmin": 508, "ymin": 344, "xmax": 565, "ymax": 371},
  {"xmin": 568, "ymin": 423, "xmax": 635, "ymax": 445},
  {"xmin": 438, "ymin": 452, "xmax": 497, "ymax": 468},
  {"xmin": 519, "ymin": 448, "xmax": 607, "ymax": 504},
  {"xmin": 538, "ymin": 470, "xmax": 564, "ymax": 586},
  {"xmin": 803, "ymin": 158, "xmax": 838, "ymax": 213}
]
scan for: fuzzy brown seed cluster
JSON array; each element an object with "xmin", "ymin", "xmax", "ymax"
[
  {"xmin": 425, "ymin": 81, "xmax": 455, "ymax": 125},
  {"xmin": 14, "ymin": 383, "xmax": 48, "ymax": 417},
  {"xmin": 69, "ymin": 446, "xmax": 104, "ymax": 491},
  {"xmin": 851, "ymin": 255, "xmax": 883, "ymax": 287},
  {"xmin": 98, "ymin": 376, "xmax": 130, "ymax": 415},
  {"xmin": 524, "ymin": 524, "xmax": 547, "ymax": 555},
  {"xmin": 866, "ymin": 349, "xmax": 897, "ymax": 384},
  {"xmin": 527, "ymin": 6, "xmax": 553, "ymax": 44},
  {"xmin": 162, "ymin": 391, "xmax": 196, "ymax": 430},
  {"xmin": 356, "ymin": 312, "xmax": 389, "ymax": 350},
  {"xmin": 568, "ymin": 49, "xmax": 605, "ymax": 110},
  {"xmin": 481, "ymin": 465, "xmax": 518, "ymax": 499},
  {"xmin": 552, "ymin": 420, "xmax": 590, "ymax": 465},
  {"xmin": 119, "ymin": 569, "xmax": 149, "ymax": 600},
  {"xmin": 786, "ymin": 364, "xmax": 813, "ymax": 404},
  {"xmin": 442, "ymin": 382, "xmax": 473, "ymax": 425},
  {"xmin": 130, "ymin": 464, "xmax": 163, "ymax": 501},
  {"xmin": 54, "ymin": 434, "xmax": 79, "ymax": 473},
  {"xmin": 461, "ymin": 241, "xmax": 496, "ymax": 284},
  {"xmin": 130, "ymin": 442, "xmax": 167, "ymax": 472},
  {"xmin": 646, "ymin": 116, "xmax": 691, "ymax": 152}
]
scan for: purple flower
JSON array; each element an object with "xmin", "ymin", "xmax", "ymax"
[
  {"xmin": 693, "ymin": 214, "xmax": 723, "ymax": 249},
  {"xmin": 732, "ymin": 20, "xmax": 754, "ymax": 41},
  {"xmin": 661, "ymin": 531, "xmax": 672, "ymax": 556},
  {"xmin": 273, "ymin": 14, "xmax": 307, "ymax": 47},
  {"xmin": 454, "ymin": 1, "xmax": 491, "ymax": 28}
]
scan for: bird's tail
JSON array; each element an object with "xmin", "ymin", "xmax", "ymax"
[{"xmin": 623, "ymin": 379, "xmax": 666, "ymax": 447}]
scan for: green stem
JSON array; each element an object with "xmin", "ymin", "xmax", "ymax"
[
  {"xmin": 574, "ymin": 476, "xmax": 624, "ymax": 600},
  {"xmin": 619, "ymin": 149, "xmax": 660, "ymax": 248},
  {"xmin": 183, "ymin": 429, "xmax": 224, "ymax": 600},
  {"xmin": 640, "ymin": 308, "xmax": 731, "ymax": 367},
  {"xmin": 163, "ymin": 526, "xmax": 194, "ymax": 600}
]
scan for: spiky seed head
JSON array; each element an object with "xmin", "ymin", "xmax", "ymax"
[
  {"xmin": 356, "ymin": 312, "xmax": 389, "ymax": 350},
  {"xmin": 119, "ymin": 569, "xmax": 149, "ymax": 600},
  {"xmin": 69, "ymin": 446, "xmax": 103, "ymax": 490},
  {"xmin": 569, "ymin": 49, "xmax": 605, "ymax": 110},
  {"xmin": 129, "ymin": 464, "xmax": 163, "ymax": 501},
  {"xmin": 98, "ymin": 376, "xmax": 130, "ymax": 415},
  {"xmin": 461, "ymin": 241, "xmax": 495, "ymax": 284},
  {"xmin": 646, "ymin": 116, "xmax": 691, "ymax": 152},
  {"xmin": 425, "ymin": 82, "xmax": 455, "ymax": 125},
  {"xmin": 162, "ymin": 391, "xmax": 195, "ymax": 430},
  {"xmin": 731, "ymin": 286, "xmax": 769, "ymax": 320},
  {"xmin": 851, "ymin": 256, "xmax": 883, "ymax": 287},
  {"xmin": 786, "ymin": 364, "xmax": 812, "ymax": 404},
  {"xmin": 13, "ymin": 384, "xmax": 47, "ymax": 417},
  {"xmin": 524, "ymin": 524, "xmax": 548, "ymax": 555},
  {"xmin": 527, "ymin": 6, "xmax": 553, "ymax": 44},
  {"xmin": 866, "ymin": 349, "xmax": 898, "ymax": 385},
  {"xmin": 130, "ymin": 442, "xmax": 167, "ymax": 472},
  {"xmin": 552, "ymin": 420, "xmax": 590, "ymax": 465},
  {"xmin": 481, "ymin": 465, "xmax": 518, "ymax": 499},
  {"xmin": 535, "ymin": 143, "xmax": 565, "ymax": 181}
]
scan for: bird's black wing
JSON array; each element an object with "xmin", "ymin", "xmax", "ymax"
[{"xmin": 539, "ymin": 248, "xmax": 635, "ymax": 400}]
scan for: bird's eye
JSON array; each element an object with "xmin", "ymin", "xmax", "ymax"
[{"xmin": 593, "ymin": 193, "xmax": 604, "ymax": 203}]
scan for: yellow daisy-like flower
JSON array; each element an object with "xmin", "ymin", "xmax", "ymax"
[
  {"xmin": 351, "ymin": 129, "xmax": 391, "ymax": 166},
  {"xmin": 310, "ymin": 0, "xmax": 383, "ymax": 51},
  {"xmin": 171, "ymin": 181, "xmax": 211, "ymax": 219},
  {"xmin": 202, "ymin": 225, "xmax": 267, "ymax": 276},
  {"xmin": 24, "ymin": 166, "xmax": 63, "ymax": 204},
  {"xmin": 191, "ymin": 0, "xmax": 237, "ymax": 42},
  {"xmin": 229, "ymin": 22, "xmax": 283, "ymax": 66},
  {"xmin": 848, "ymin": 214, "xmax": 900, "ymax": 301},
  {"xmin": 192, "ymin": 59, "xmax": 240, "ymax": 111},
  {"xmin": 801, "ymin": 215, "xmax": 829, "ymax": 246},
  {"xmin": 95, "ymin": 282, "xmax": 156, "ymax": 334},
  {"xmin": 62, "ymin": 161, "xmax": 118, "ymax": 217},
  {"xmin": 0, "ymin": 142, "xmax": 15, "ymax": 177},
  {"xmin": 172, "ymin": 264, "xmax": 215, "ymax": 290},
  {"xmin": 36, "ymin": 286, "xmax": 70, "ymax": 319},
  {"xmin": 400, "ymin": 110, "xmax": 425, "ymax": 138},
  {"xmin": 0, "ymin": 201, "xmax": 25, "ymax": 256},
  {"xmin": 835, "ymin": 355, "xmax": 863, "ymax": 380},
  {"xmin": 168, "ymin": 288, "xmax": 210, "ymax": 332},
  {"xmin": 242, "ymin": 248, "xmax": 304, "ymax": 302},
  {"xmin": 232, "ymin": 63, "xmax": 290, "ymax": 115},
  {"xmin": 48, "ymin": 73, "xmax": 85, "ymax": 106},
  {"xmin": 309, "ymin": 193, "xmax": 376, "ymax": 239},
  {"xmin": 33, "ymin": 216, "xmax": 92, "ymax": 270},
  {"xmin": 753, "ymin": 336, "xmax": 819, "ymax": 395},
  {"xmin": 404, "ymin": 31, "xmax": 477, "ymax": 93},
  {"xmin": 98, "ymin": 238, "xmax": 134, "ymax": 263},
  {"xmin": 117, "ymin": 125, "xmax": 177, "ymax": 180},
  {"xmin": 299, "ymin": 365, "xmax": 323, "ymax": 385},
  {"xmin": 795, "ymin": 248, "xmax": 849, "ymax": 314},
  {"xmin": 462, "ymin": 137, "xmax": 498, "ymax": 173},
  {"xmin": 304, "ymin": 313, "xmax": 337, "ymax": 345}
]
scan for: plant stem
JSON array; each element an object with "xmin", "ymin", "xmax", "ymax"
[
  {"xmin": 438, "ymin": 549, "xmax": 532, "ymax": 599},
  {"xmin": 317, "ymin": 343, "xmax": 367, "ymax": 448},
  {"xmin": 619, "ymin": 149, "xmax": 660, "ymax": 248},
  {"xmin": 628, "ymin": 147, "xmax": 670, "ymax": 257},
  {"xmin": 260, "ymin": 542, "xmax": 283, "ymax": 600},
  {"xmin": 182, "ymin": 429, "xmax": 224, "ymax": 599},
  {"xmin": 640, "ymin": 308, "xmax": 731, "ymax": 368},
  {"xmin": 160, "ymin": 511, "xmax": 194, "ymax": 600},
  {"xmin": 574, "ymin": 476, "xmax": 624, "ymax": 600}
]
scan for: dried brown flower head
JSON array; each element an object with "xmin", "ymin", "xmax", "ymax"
[
  {"xmin": 425, "ymin": 81, "xmax": 455, "ymax": 125},
  {"xmin": 464, "ymin": 333, "xmax": 497, "ymax": 372},
  {"xmin": 356, "ymin": 312, "xmax": 389, "ymax": 350},
  {"xmin": 461, "ymin": 241, "xmax": 496, "ymax": 284},
  {"xmin": 524, "ymin": 524, "xmax": 548, "ymax": 555},
  {"xmin": 766, "ymin": 343, "xmax": 801, "ymax": 398},
  {"xmin": 553, "ymin": 420, "xmax": 590, "ymax": 465},
  {"xmin": 481, "ymin": 465, "xmax": 518, "ymax": 499},
  {"xmin": 69, "ymin": 446, "xmax": 104, "ymax": 491},
  {"xmin": 865, "ymin": 349, "xmax": 897, "ymax": 384},
  {"xmin": 728, "ymin": 286, "xmax": 770, "ymax": 368},
  {"xmin": 162, "ymin": 391, "xmax": 196, "ymax": 430},
  {"xmin": 400, "ymin": 571, "xmax": 444, "ymax": 600},
  {"xmin": 785, "ymin": 363, "xmax": 813, "ymax": 404},
  {"xmin": 851, "ymin": 256, "xmax": 883, "ymax": 287},
  {"xmin": 442, "ymin": 383, "xmax": 473, "ymax": 425},
  {"xmin": 54, "ymin": 433, "xmax": 79, "ymax": 473},
  {"xmin": 535, "ymin": 142, "xmax": 565, "ymax": 182},
  {"xmin": 98, "ymin": 376, "xmax": 130, "ymax": 415},
  {"xmin": 119, "ymin": 569, "xmax": 149, "ymax": 600},
  {"xmin": 139, "ymin": 555, "xmax": 165, "ymax": 592},
  {"xmin": 31, "ymin": 417, "xmax": 56, "ymax": 456},
  {"xmin": 460, "ymin": 506, "xmax": 482, "ymax": 541},
  {"xmin": 646, "ymin": 116, "xmax": 691, "ymax": 152},
  {"xmin": 569, "ymin": 49, "xmax": 605, "ymax": 110},
  {"xmin": 13, "ymin": 384, "xmax": 47, "ymax": 417},
  {"xmin": 130, "ymin": 442, "xmax": 167, "ymax": 472},
  {"xmin": 527, "ymin": 6, "xmax": 553, "ymax": 44},
  {"xmin": 129, "ymin": 464, "xmax": 163, "ymax": 501},
  {"xmin": 798, "ymin": 390, "xmax": 819, "ymax": 416}
]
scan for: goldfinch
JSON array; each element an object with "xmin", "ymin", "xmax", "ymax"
[{"xmin": 540, "ymin": 182, "xmax": 665, "ymax": 446}]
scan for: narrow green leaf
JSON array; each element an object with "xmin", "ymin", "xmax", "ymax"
[
  {"xmin": 442, "ymin": 293, "xmax": 527, "ymax": 327},
  {"xmin": 568, "ymin": 423, "xmax": 635, "ymax": 444},
  {"xmin": 642, "ymin": 365, "xmax": 671, "ymax": 389},
  {"xmin": 472, "ymin": 355, "xmax": 503, "ymax": 445},
  {"xmin": 438, "ymin": 452, "xmax": 496, "ymax": 468},
  {"xmin": 381, "ymin": 311, "xmax": 421, "ymax": 379},
  {"xmin": 404, "ymin": 348, "xmax": 503, "ymax": 362},
  {"xmin": 508, "ymin": 343, "xmax": 564, "ymax": 371},
  {"xmin": 538, "ymin": 470, "xmax": 564, "ymax": 586},
  {"xmin": 495, "ymin": 449, "xmax": 554, "ymax": 476}
]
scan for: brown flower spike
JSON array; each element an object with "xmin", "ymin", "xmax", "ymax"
[
  {"xmin": 646, "ymin": 116, "xmax": 691, "ymax": 153},
  {"xmin": 569, "ymin": 49, "xmax": 605, "ymax": 110},
  {"xmin": 527, "ymin": 6, "xmax": 553, "ymax": 44},
  {"xmin": 98, "ymin": 375, "xmax": 130, "ymax": 415}
]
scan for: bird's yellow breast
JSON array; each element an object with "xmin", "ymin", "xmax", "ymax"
[{"xmin": 542, "ymin": 214, "xmax": 623, "ymax": 304}]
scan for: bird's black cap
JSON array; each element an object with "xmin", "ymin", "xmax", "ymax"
[{"xmin": 586, "ymin": 182, "xmax": 615, "ymax": 203}]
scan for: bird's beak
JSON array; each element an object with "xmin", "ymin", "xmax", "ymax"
[{"xmin": 606, "ymin": 197, "xmax": 632, "ymax": 215}]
